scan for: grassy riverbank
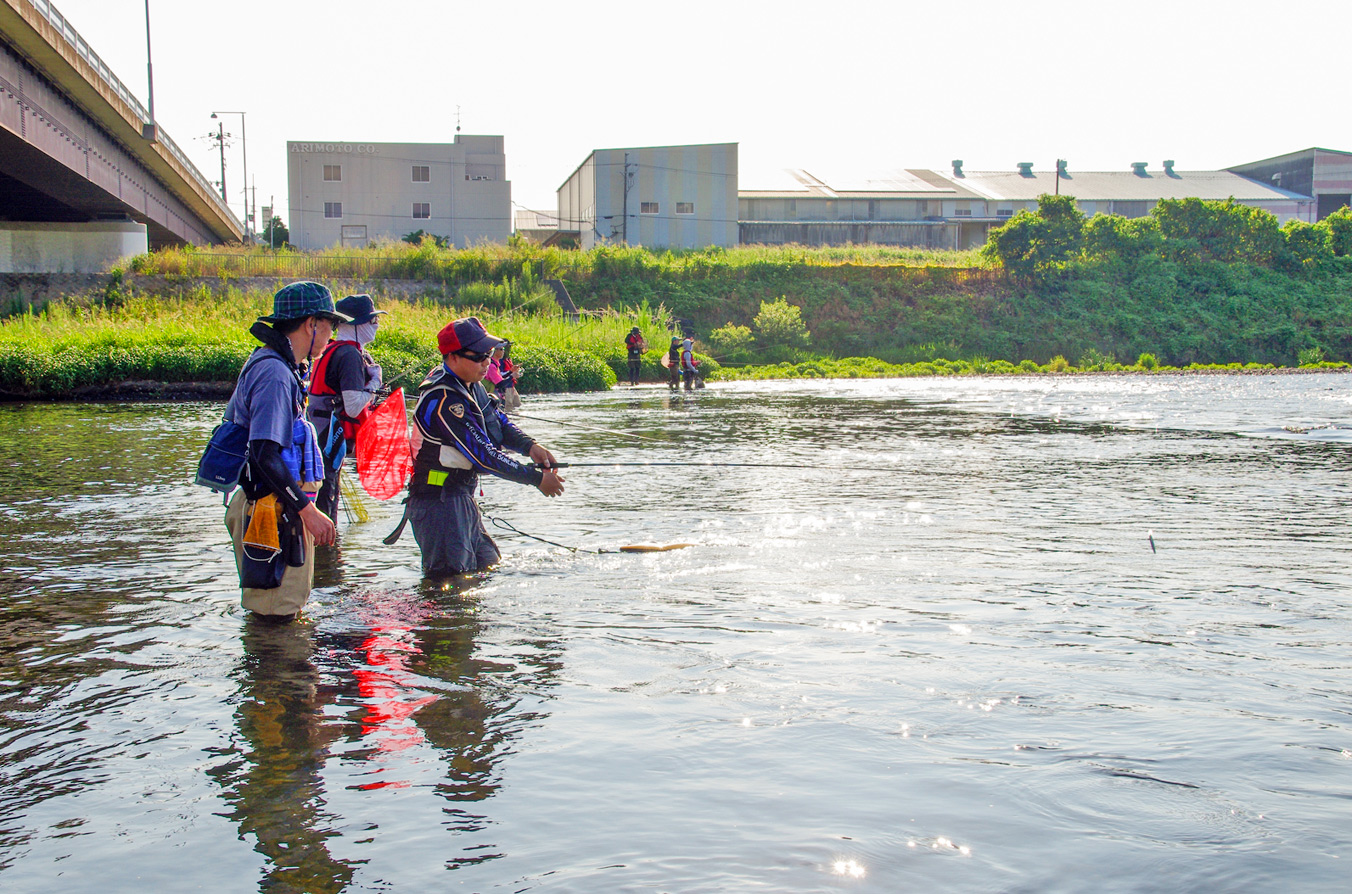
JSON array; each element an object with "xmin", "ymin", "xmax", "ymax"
[
  {"xmin": 0, "ymin": 281, "xmax": 1341, "ymax": 399},
  {"xmin": 5, "ymin": 208, "xmax": 1352, "ymax": 398},
  {"xmin": 113, "ymin": 231, "xmax": 1352, "ymax": 369},
  {"xmin": 0, "ymin": 287, "xmax": 638, "ymax": 398}
]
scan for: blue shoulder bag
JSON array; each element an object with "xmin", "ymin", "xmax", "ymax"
[{"xmin": 195, "ymin": 419, "xmax": 250, "ymax": 495}]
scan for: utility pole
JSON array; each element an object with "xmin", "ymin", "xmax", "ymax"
[
  {"xmin": 213, "ymin": 121, "xmax": 227, "ymax": 202},
  {"xmin": 622, "ymin": 152, "xmax": 635, "ymax": 245},
  {"xmin": 211, "ymin": 111, "xmax": 249, "ymax": 239}
]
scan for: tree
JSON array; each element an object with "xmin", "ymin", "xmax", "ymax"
[
  {"xmin": 1084, "ymin": 213, "xmax": 1159, "ymax": 260},
  {"xmin": 1320, "ymin": 205, "xmax": 1352, "ymax": 257},
  {"xmin": 261, "ymin": 216, "xmax": 289, "ymax": 248},
  {"xmin": 753, "ymin": 298, "xmax": 811, "ymax": 348},
  {"xmin": 1282, "ymin": 219, "xmax": 1331, "ymax": 266},
  {"xmin": 1150, "ymin": 198, "xmax": 1282, "ymax": 264},
  {"xmin": 983, "ymin": 193, "xmax": 1086, "ymax": 279}
]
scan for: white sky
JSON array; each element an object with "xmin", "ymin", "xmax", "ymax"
[{"xmin": 41, "ymin": 0, "xmax": 1352, "ymax": 228}]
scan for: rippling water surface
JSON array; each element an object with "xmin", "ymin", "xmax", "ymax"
[{"xmin": 1, "ymin": 374, "xmax": 1351, "ymax": 892}]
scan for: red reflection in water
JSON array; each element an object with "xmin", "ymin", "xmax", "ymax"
[{"xmin": 353, "ymin": 624, "xmax": 438, "ymax": 788}]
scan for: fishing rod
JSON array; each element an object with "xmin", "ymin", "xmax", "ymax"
[
  {"xmin": 535, "ymin": 460, "xmax": 902, "ymax": 472},
  {"xmin": 509, "ymin": 412, "xmax": 664, "ymax": 442}
]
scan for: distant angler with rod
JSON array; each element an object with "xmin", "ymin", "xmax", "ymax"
[{"xmin": 405, "ymin": 317, "xmax": 565, "ymax": 578}]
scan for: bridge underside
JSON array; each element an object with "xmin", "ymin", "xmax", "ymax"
[{"xmin": 0, "ymin": 24, "xmax": 232, "ymax": 250}]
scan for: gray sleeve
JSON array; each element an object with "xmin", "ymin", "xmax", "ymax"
[{"xmin": 245, "ymin": 366, "xmax": 296, "ymax": 446}]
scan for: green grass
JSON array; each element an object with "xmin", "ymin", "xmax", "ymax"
[
  {"xmin": 710, "ymin": 355, "xmax": 1307, "ymax": 381},
  {"xmin": 127, "ymin": 239, "xmax": 984, "ymax": 282},
  {"xmin": 0, "ymin": 286, "xmax": 629, "ymax": 397}
]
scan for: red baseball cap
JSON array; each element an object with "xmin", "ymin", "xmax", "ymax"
[{"xmin": 437, "ymin": 316, "xmax": 504, "ymax": 356}]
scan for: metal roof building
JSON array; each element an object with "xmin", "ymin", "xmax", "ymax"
[
  {"xmin": 739, "ymin": 168, "xmax": 994, "ymax": 249},
  {"xmin": 1226, "ymin": 147, "xmax": 1352, "ymax": 220},
  {"xmin": 736, "ymin": 156, "xmax": 1328, "ymax": 249}
]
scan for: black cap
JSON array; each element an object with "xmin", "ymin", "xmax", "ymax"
[{"xmin": 335, "ymin": 294, "xmax": 386, "ymax": 325}]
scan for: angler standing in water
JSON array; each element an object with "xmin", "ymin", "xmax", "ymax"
[
  {"xmin": 307, "ymin": 294, "xmax": 386, "ymax": 521},
  {"xmin": 223, "ymin": 282, "xmax": 346, "ymax": 620},
  {"xmin": 625, "ymin": 327, "xmax": 647, "ymax": 386},
  {"xmin": 667, "ymin": 336, "xmax": 682, "ymax": 391},
  {"xmin": 680, "ymin": 336, "xmax": 700, "ymax": 391},
  {"xmin": 407, "ymin": 317, "xmax": 565, "ymax": 578}
]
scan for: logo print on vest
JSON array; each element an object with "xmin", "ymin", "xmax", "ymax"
[{"xmin": 449, "ymin": 403, "xmax": 465, "ymax": 418}]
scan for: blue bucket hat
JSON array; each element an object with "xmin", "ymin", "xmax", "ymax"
[
  {"xmin": 258, "ymin": 281, "xmax": 350, "ymax": 324},
  {"xmin": 334, "ymin": 293, "xmax": 386, "ymax": 325}
]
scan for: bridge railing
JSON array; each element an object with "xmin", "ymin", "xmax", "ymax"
[{"xmin": 25, "ymin": 0, "xmax": 243, "ymax": 232}]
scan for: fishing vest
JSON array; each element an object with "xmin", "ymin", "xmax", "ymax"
[
  {"xmin": 410, "ymin": 367, "xmax": 485, "ymax": 494},
  {"xmin": 309, "ymin": 340, "xmax": 370, "ymax": 440},
  {"xmin": 232, "ymin": 349, "xmax": 323, "ymax": 497}
]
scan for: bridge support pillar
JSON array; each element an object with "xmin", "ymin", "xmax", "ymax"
[{"xmin": 0, "ymin": 222, "xmax": 147, "ymax": 273}]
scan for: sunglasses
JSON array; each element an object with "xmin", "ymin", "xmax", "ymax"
[{"xmin": 455, "ymin": 349, "xmax": 493, "ymax": 363}]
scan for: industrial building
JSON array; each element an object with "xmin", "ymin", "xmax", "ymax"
[
  {"xmin": 1226, "ymin": 148, "xmax": 1352, "ymax": 221},
  {"xmin": 556, "ymin": 143, "xmax": 738, "ymax": 250},
  {"xmin": 738, "ymin": 168, "xmax": 995, "ymax": 250},
  {"xmin": 287, "ymin": 135, "xmax": 510, "ymax": 250},
  {"xmin": 738, "ymin": 160, "xmax": 1319, "ymax": 250}
]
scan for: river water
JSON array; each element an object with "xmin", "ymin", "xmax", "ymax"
[{"xmin": 1, "ymin": 374, "xmax": 1350, "ymax": 893}]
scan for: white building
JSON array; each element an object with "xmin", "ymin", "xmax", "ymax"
[
  {"xmin": 557, "ymin": 143, "xmax": 738, "ymax": 250},
  {"xmin": 286, "ymin": 136, "xmax": 511, "ymax": 250},
  {"xmin": 736, "ymin": 159, "xmax": 1319, "ymax": 249},
  {"xmin": 937, "ymin": 161, "xmax": 1314, "ymax": 228}
]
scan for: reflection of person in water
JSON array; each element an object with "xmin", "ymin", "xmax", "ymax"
[
  {"xmin": 207, "ymin": 618, "xmax": 354, "ymax": 892},
  {"xmin": 351, "ymin": 582, "xmax": 564, "ymax": 822},
  {"xmin": 212, "ymin": 582, "xmax": 566, "ymax": 880}
]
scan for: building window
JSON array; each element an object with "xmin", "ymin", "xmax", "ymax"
[
  {"xmin": 412, "ymin": 165, "xmax": 430, "ymax": 182},
  {"xmin": 324, "ymin": 202, "xmax": 342, "ymax": 218},
  {"xmin": 323, "ymin": 164, "xmax": 341, "ymax": 182},
  {"xmin": 997, "ymin": 209, "xmax": 1014, "ymax": 217},
  {"xmin": 413, "ymin": 202, "xmax": 430, "ymax": 219},
  {"xmin": 640, "ymin": 202, "xmax": 659, "ymax": 214},
  {"xmin": 954, "ymin": 208, "xmax": 973, "ymax": 217},
  {"xmin": 676, "ymin": 202, "xmax": 694, "ymax": 214}
]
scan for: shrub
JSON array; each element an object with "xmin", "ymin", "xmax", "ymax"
[
  {"xmin": 1298, "ymin": 346, "xmax": 1326, "ymax": 366},
  {"xmin": 753, "ymin": 297, "xmax": 811, "ymax": 348},
  {"xmin": 1077, "ymin": 348, "xmax": 1116, "ymax": 371},
  {"xmin": 708, "ymin": 323, "xmax": 753, "ymax": 356},
  {"xmin": 1136, "ymin": 352, "xmax": 1159, "ymax": 370}
]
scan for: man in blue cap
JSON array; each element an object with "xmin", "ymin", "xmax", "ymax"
[
  {"xmin": 308, "ymin": 293, "xmax": 387, "ymax": 521},
  {"xmin": 223, "ymin": 281, "xmax": 349, "ymax": 620},
  {"xmin": 407, "ymin": 316, "xmax": 564, "ymax": 578}
]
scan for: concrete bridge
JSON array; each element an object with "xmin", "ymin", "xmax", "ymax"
[{"xmin": 0, "ymin": 0, "xmax": 242, "ymax": 271}]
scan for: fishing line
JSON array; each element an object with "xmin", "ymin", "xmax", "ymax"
[
  {"xmin": 486, "ymin": 515, "xmax": 691, "ymax": 554},
  {"xmin": 509, "ymin": 413, "xmax": 664, "ymax": 442},
  {"xmin": 487, "ymin": 515, "xmax": 610, "ymax": 554},
  {"xmin": 536, "ymin": 461, "xmax": 903, "ymax": 472}
]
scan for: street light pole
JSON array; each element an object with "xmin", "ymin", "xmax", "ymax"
[
  {"xmin": 211, "ymin": 111, "xmax": 249, "ymax": 240},
  {"xmin": 142, "ymin": 0, "xmax": 156, "ymax": 140}
]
